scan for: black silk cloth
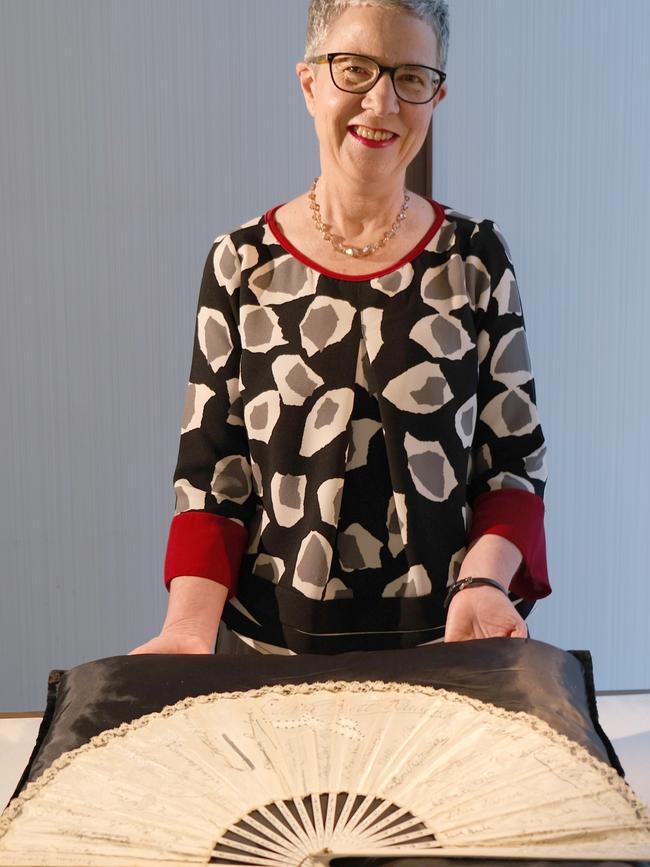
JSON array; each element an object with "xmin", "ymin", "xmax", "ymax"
[{"xmin": 15, "ymin": 638, "xmax": 622, "ymax": 798}]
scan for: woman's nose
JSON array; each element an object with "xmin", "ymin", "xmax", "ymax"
[{"xmin": 360, "ymin": 71, "xmax": 400, "ymax": 116}]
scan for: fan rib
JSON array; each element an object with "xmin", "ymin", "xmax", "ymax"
[
  {"xmin": 218, "ymin": 822, "xmax": 298, "ymax": 859},
  {"xmin": 292, "ymin": 795, "xmax": 319, "ymax": 850},
  {"xmin": 228, "ymin": 813, "xmax": 304, "ymax": 856},
  {"xmin": 273, "ymin": 799, "xmax": 313, "ymax": 856},
  {"xmin": 256, "ymin": 804, "xmax": 307, "ymax": 850}
]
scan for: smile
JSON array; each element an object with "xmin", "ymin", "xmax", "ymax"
[{"xmin": 351, "ymin": 125, "xmax": 397, "ymax": 142}]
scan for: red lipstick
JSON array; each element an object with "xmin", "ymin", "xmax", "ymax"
[{"xmin": 348, "ymin": 126, "xmax": 398, "ymax": 148}]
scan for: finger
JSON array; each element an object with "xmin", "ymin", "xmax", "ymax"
[
  {"xmin": 128, "ymin": 642, "xmax": 155, "ymax": 655},
  {"xmin": 443, "ymin": 614, "xmax": 469, "ymax": 643},
  {"xmin": 511, "ymin": 619, "xmax": 528, "ymax": 639},
  {"xmin": 443, "ymin": 623, "xmax": 463, "ymax": 643},
  {"xmin": 444, "ymin": 626, "xmax": 475, "ymax": 643}
]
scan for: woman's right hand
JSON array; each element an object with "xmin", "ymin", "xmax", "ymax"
[
  {"xmin": 128, "ymin": 626, "xmax": 213, "ymax": 655},
  {"xmin": 128, "ymin": 575, "xmax": 229, "ymax": 655}
]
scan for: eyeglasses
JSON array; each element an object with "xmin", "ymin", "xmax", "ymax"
[{"xmin": 307, "ymin": 52, "xmax": 446, "ymax": 105}]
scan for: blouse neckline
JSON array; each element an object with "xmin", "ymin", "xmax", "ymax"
[{"xmin": 263, "ymin": 198, "xmax": 446, "ymax": 283}]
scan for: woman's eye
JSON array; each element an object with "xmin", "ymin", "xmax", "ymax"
[{"xmin": 399, "ymin": 73, "xmax": 425, "ymax": 86}]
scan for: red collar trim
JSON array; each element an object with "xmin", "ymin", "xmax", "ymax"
[{"xmin": 263, "ymin": 199, "xmax": 446, "ymax": 282}]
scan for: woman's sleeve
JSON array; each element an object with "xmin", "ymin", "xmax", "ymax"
[
  {"xmin": 466, "ymin": 222, "xmax": 550, "ymax": 600},
  {"xmin": 163, "ymin": 238, "xmax": 254, "ymax": 597}
]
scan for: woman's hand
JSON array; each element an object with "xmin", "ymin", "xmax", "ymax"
[
  {"xmin": 445, "ymin": 534, "xmax": 527, "ymax": 642},
  {"xmin": 128, "ymin": 575, "xmax": 228, "ymax": 655},
  {"xmin": 128, "ymin": 624, "xmax": 213, "ymax": 655},
  {"xmin": 443, "ymin": 585, "xmax": 527, "ymax": 642}
]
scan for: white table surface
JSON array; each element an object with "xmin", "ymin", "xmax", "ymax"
[{"xmin": 1, "ymin": 694, "xmax": 649, "ymax": 811}]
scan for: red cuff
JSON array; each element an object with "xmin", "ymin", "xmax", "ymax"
[
  {"xmin": 164, "ymin": 511, "xmax": 248, "ymax": 599},
  {"xmin": 468, "ymin": 489, "xmax": 550, "ymax": 600}
]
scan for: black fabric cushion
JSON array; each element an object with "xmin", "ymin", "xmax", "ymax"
[{"xmin": 13, "ymin": 637, "xmax": 622, "ymax": 800}]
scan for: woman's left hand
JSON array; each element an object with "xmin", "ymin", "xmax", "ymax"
[{"xmin": 443, "ymin": 585, "xmax": 527, "ymax": 642}]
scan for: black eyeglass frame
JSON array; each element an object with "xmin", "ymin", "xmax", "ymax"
[{"xmin": 306, "ymin": 52, "xmax": 447, "ymax": 104}]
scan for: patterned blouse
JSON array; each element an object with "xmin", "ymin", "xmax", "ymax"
[{"xmin": 164, "ymin": 200, "xmax": 549, "ymax": 654}]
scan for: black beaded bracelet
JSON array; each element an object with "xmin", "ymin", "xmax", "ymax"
[{"xmin": 443, "ymin": 576, "xmax": 509, "ymax": 610}]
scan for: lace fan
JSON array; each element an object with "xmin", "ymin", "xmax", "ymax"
[{"xmin": 1, "ymin": 680, "xmax": 649, "ymax": 866}]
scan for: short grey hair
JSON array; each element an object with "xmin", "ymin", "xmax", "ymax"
[{"xmin": 305, "ymin": 0, "xmax": 450, "ymax": 71}]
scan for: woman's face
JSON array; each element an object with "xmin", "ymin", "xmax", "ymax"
[{"xmin": 297, "ymin": 5, "xmax": 447, "ymax": 190}]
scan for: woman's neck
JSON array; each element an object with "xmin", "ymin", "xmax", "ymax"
[{"xmin": 313, "ymin": 173, "xmax": 408, "ymax": 244}]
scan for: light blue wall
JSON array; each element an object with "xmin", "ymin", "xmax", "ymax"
[
  {"xmin": 0, "ymin": 0, "xmax": 315, "ymax": 711},
  {"xmin": 431, "ymin": 0, "xmax": 650, "ymax": 687},
  {"xmin": 1, "ymin": 0, "xmax": 648, "ymax": 710}
]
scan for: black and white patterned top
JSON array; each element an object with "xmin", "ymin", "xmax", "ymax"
[{"xmin": 164, "ymin": 201, "xmax": 549, "ymax": 654}]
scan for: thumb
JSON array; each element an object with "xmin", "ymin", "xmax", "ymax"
[{"xmin": 511, "ymin": 618, "xmax": 529, "ymax": 639}]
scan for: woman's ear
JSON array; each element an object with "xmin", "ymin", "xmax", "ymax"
[
  {"xmin": 296, "ymin": 61, "xmax": 317, "ymax": 118},
  {"xmin": 432, "ymin": 82, "xmax": 448, "ymax": 110}
]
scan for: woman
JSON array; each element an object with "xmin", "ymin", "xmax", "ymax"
[{"xmin": 131, "ymin": 0, "xmax": 549, "ymax": 657}]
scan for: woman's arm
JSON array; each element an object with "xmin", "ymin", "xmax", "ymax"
[
  {"xmin": 129, "ymin": 576, "xmax": 228, "ymax": 654},
  {"xmin": 444, "ymin": 534, "xmax": 527, "ymax": 642},
  {"xmin": 445, "ymin": 220, "xmax": 548, "ymax": 642},
  {"xmin": 463, "ymin": 222, "xmax": 548, "ymax": 597},
  {"xmin": 130, "ymin": 237, "xmax": 252, "ymax": 654}
]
